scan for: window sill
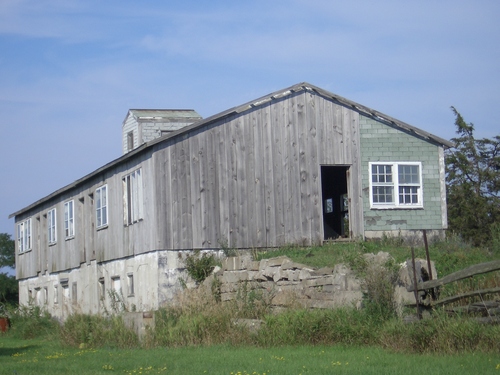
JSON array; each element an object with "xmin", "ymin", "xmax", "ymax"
[
  {"xmin": 370, "ymin": 206, "xmax": 424, "ymax": 210},
  {"xmin": 65, "ymin": 236, "xmax": 75, "ymax": 241},
  {"xmin": 96, "ymin": 225, "xmax": 108, "ymax": 231}
]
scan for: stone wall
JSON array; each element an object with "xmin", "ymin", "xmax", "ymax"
[
  {"xmin": 203, "ymin": 255, "xmax": 364, "ymax": 310},
  {"xmin": 201, "ymin": 252, "xmax": 434, "ymax": 313}
]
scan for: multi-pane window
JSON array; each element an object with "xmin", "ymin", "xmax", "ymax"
[
  {"xmin": 48, "ymin": 208, "xmax": 57, "ymax": 244},
  {"xmin": 17, "ymin": 218, "xmax": 32, "ymax": 253},
  {"xmin": 369, "ymin": 162, "xmax": 423, "ymax": 208},
  {"xmin": 96, "ymin": 185, "xmax": 108, "ymax": 228},
  {"xmin": 64, "ymin": 200, "xmax": 75, "ymax": 239},
  {"xmin": 123, "ymin": 169, "xmax": 143, "ymax": 225}
]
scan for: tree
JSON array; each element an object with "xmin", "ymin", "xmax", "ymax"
[
  {"xmin": 445, "ymin": 107, "xmax": 500, "ymax": 246},
  {"xmin": 0, "ymin": 233, "xmax": 17, "ymax": 305},
  {"xmin": 0, "ymin": 233, "xmax": 15, "ymax": 269}
]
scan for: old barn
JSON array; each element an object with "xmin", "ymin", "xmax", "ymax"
[{"xmin": 10, "ymin": 82, "xmax": 452, "ymax": 319}]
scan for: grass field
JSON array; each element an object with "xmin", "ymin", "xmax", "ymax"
[{"xmin": 1, "ymin": 336, "xmax": 499, "ymax": 375}]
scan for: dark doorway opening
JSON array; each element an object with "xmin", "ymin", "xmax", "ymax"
[{"xmin": 321, "ymin": 166, "xmax": 349, "ymax": 240}]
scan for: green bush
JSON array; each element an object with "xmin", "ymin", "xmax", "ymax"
[
  {"xmin": 60, "ymin": 314, "xmax": 138, "ymax": 348},
  {"xmin": 184, "ymin": 250, "xmax": 217, "ymax": 284},
  {"xmin": 6, "ymin": 303, "xmax": 58, "ymax": 339}
]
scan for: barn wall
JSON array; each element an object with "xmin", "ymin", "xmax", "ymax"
[
  {"xmin": 153, "ymin": 91, "xmax": 363, "ymax": 249},
  {"xmin": 18, "ymin": 252, "xmax": 161, "ymax": 321},
  {"xmin": 359, "ymin": 116, "xmax": 446, "ymax": 237}
]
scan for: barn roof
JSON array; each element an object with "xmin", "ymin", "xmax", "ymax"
[
  {"xmin": 9, "ymin": 82, "xmax": 453, "ymax": 219},
  {"xmin": 123, "ymin": 109, "xmax": 202, "ymax": 124}
]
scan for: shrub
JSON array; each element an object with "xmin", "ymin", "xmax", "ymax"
[
  {"xmin": 184, "ymin": 250, "xmax": 217, "ymax": 284},
  {"xmin": 6, "ymin": 303, "xmax": 58, "ymax": 339},
  {"xmin": 60, "ymin": 314, "xmax": 138, "ymax": 348}
]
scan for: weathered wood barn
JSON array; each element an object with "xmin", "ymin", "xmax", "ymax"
[{"xmin": 10, "ymin": 82, "xmax": 453, "ymax": 319}]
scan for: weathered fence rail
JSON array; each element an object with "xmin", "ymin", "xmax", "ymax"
[
  {"xmin": 407, "ymin": 260, "xmax": 500, "ymax": 293},
  {"xmin": 406, "ymin": 256, "xmax": 500, "ymax": 323}
]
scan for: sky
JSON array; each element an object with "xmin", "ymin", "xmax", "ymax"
[{"xmin": 1, "ymin": 0, "xmax": 499, "ymax": 240}]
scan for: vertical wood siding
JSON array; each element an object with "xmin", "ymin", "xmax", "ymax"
[{"xmin": 153, "ymin": 91, "xmax": 362, "ymax": 249}]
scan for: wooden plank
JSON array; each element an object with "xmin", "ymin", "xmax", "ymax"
[
  {"xmin": 201, "ymin": 124, "xmax": 217, "ymax": 248},
  {"xmin": 286, "ymin": 93, "xmax": 302, "ymax": 244},
  {"xmin": 262, "ymin": 102, "xmax": 276, "ymax": 247},
  {"xmin": 271, "ymin": 98, "xmax": 285, "ymax": 246},
  {"xmin": 297, "ymin": 92, "xmax": 311, "ymax": 245},
  {"xmin": 252, "ymin": 108, "xmax": 266, "ymax": 248},
  {"xmin": 226, "ymin": 116, "xmax": 239, "ymax": 248},
  {"xmin": 432, "ymin": 287, "xmax": 500, "ymax": 307},
  {"xmin": 180, "ymin": 136, "xmax": 192, "ymax": 249},
  {"xmin": 217, "ymin": 119, "xmax": 230, "ymax": 247},
  {"xmin": 408, "ymin": 260, "xmax": 500, "ymax": 292},
  {"xmin": 170, "ymin": 141, "xmax": 181, "ymax": 248},
  {"xmin": 237, "ymin": 112, "xmax": 250, "ymax": 248},
  {"xmin": 189, "ymin": 133, "xmax": 202, "ymax": 248},
  {"xmin": 163, "ymin": 146, "xmax": 173, "ymax": 249},
  {"xmin": 306, "ymin": 92, "xmax": 322, "ymax": 244}
]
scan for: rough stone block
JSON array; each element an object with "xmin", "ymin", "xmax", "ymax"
[
  {"xmin": 310, "ymin": 267, "xmax": 334, "ymax": 276},
  {"xmin": 223, "ymin": 257, "xmax": 245, "ymax": 271},
  {"xmin": 273, "ymin": 268, "xmax": 287, "ymax": 282},
  {"xmin": 286, "ymin": 269, "xmax": 301, "ymax": 281},
  {"xmin": 259, "ymin": 256, "xmax": 291, "ymax": 270},
  {"xmin": 304, "ymin": 276, "xmax": 334, "ymax": 287},
  {"xmin": 298, "ymin": 269, "xmax": 312, "ymax": 280},
  {"xmin": 222, "ymin": 270, "xmax": 248, "ymax": 283},
  {"xmin": 304, "ymin": 289, "xmax": 334, "ymax": 301},
  {"xmin": 281, "ymin": 260, "xmax": 311, "ymax": 271},
  {"xmin": 221, "ymin": 282, "xmax": 241, "ymax": 294}
]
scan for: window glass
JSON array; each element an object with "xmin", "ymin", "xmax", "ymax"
[
  {"xmin": 96, "ymin": 185, "xmax": 108, "ymax": 228},
  {"xmin": 370, "ymin": 162, "xmax": 422, "ymax": 208}
]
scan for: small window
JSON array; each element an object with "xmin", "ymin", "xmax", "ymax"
[
  {"xmin": 127, "ymin": 273, "xmax": 134, "ymax": 296},
  {"xmin": 98, "ymin": 277, "xmax": 105, "ymax": 300},
  {"xmin": 127, "ymin": 131, "xmax": 134, "ymax": 151},
  {"xmin": 369, "ymin": 162, "xmax": 423, "ymax": 209},
  {"xmin": 123, "ymin": 169, "xmax": 143, "ymax": 225},
  {"xmin": 72, "ymin": 282, "xmax": 77, "ymax": 304},
  {"xmin": 48, "ymin": 208, "xmax": 57, "ymax": 244},
  {"xmin": 111, "ymin": 276, "xmax": 121, "ymax": 301},
  {"xmin": 64, "ymin": 200, "xmax": 75, "ymax": 239},
  {"xmin": 96, "ymin": 185, "xmax": 108, "ymax": 228},
  {"xmin": 17, "ymin": 218, "xmax": 32, "ymax": 253},
  {"xmin": 54, "ymin": 285, "xmax": 58, "ymax": 304}
]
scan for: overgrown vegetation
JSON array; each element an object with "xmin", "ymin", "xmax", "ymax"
[
  {"xmin": 2, "ymin": 238, "xmax": 499, "ymax": 355},
  {"xmin": 183, "ymin": 250, "xmax": 218, "ymax": 284}
]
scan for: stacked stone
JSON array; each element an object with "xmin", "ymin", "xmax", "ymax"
[{"xmin": 204, "ymin": 256, "xmax": 363, "ymax": 310}]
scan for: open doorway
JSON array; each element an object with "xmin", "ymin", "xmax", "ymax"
[{"xmin": 321, "ymin": 166, "xmax": 349, "ymax": 240}]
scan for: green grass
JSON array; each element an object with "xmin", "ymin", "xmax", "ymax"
[{"xmin": 1, "ymin": 335, "xmax": 499, "ymax": 375}]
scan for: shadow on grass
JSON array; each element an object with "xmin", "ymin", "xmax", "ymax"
[{"xmin": 0, "ymin": 344, "xmax": 39, "ymax": 357}]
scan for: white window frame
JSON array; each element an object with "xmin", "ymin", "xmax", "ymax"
[
  {"xmin": 123, "ymin": 168, "xmax": 143, "ymax": 225},
  {"xmin": 64, "ymin": 200, "xmax": 75, "ymax": 239},
  {"xmin": 17, "ymin": 218, "xmax": 32, "ymax": 253},
  {"xmin": 369, "ymin": 162, "xmax": 423, "ymax": 209},
  {"xmin": 48, "ymin": 208, "xmax": 57, "ymax": 244},
  {"xmin": 96, "ymin": 185, "xmax": 108, "ymax": 229}
]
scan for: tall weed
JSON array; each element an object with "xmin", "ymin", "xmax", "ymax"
[
  {"xmin": 6, "ymin": 303, "xmax": 58, "ymax": 339},
  {"xmin": 60, "ymin": 314, "xmax": 138, "ymax": 348}
]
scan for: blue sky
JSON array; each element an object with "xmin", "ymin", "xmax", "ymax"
[{"xmin": 1, "ymin": 0, "xmax": 499, "ymax": 238}]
